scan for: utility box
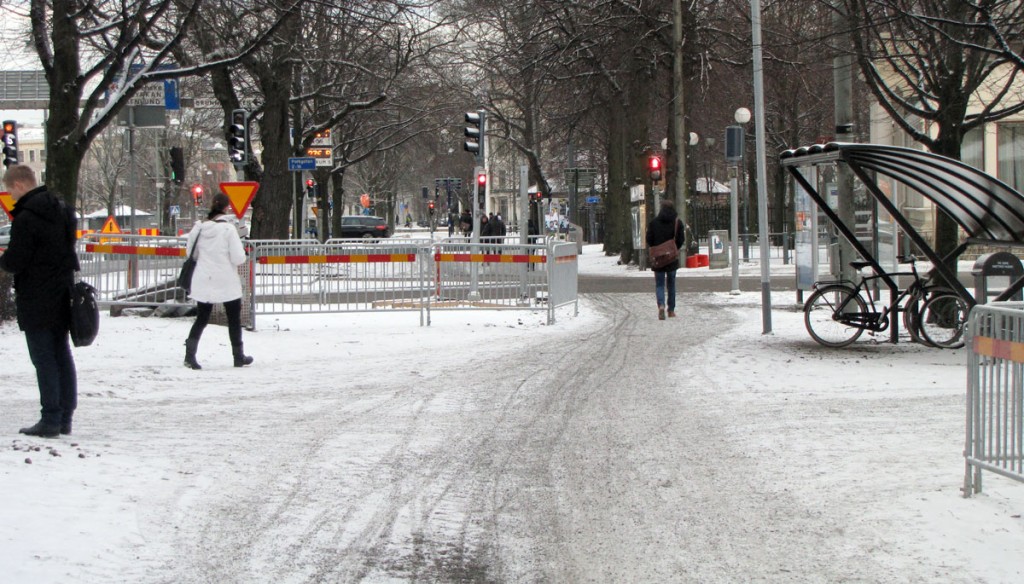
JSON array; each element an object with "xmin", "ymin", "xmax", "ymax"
[
  {"xmin": 972, "ymin": 251, "xmax": 1024, "ymax": 304},
  {"xmin": 708, "ymin": 230, "xmax": 730, "ymax": 269}
]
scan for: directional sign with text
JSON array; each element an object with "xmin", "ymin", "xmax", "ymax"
[{"xmin": 288, "ymin": 157, "xmax": 317, "ymax": 171}]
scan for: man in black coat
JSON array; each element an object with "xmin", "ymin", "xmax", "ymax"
[
  {"xmin": 0, "ymin": 165, "xmax": 80, "ymax": 437},
  {"xmin": 646, "ymin": 199, "xmax": 685, "ymax": 320}
]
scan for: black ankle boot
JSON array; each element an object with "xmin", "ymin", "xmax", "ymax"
[
  {"xmin": 232, "ymin": 343, "xmax": 253, "ymax": 367},
  {"xmin": 184, "ymin": 338, "xmax": 202, "ymax": 370}
]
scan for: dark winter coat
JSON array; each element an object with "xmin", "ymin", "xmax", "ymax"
[
  {"xmin": 0, "ymin": 186, "xmax": 79, "ymax": 330},
  {"xmin": 646, "ymin": 206, "xmax": 684, "ymax": 273},
  {"xmin": 481, "ymin": 217, "xmax": 496, "ymax": 238}
]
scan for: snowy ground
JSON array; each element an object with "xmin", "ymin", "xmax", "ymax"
[{"xmin": 1, "ymin": 245, "xmax": 1022, "ymax": 582}]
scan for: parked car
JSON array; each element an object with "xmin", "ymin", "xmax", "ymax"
[
  {"xmin": 339, "ymin": 215, "xmax": 391, "ymax": 239},
  {"xmin": 0, "ymin": 224, "xmax": 11, "ymax": 247}
]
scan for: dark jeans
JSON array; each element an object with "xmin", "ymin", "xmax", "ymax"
[
  {"xmin": 189, "ymin": 298, "xmax": 243, "ymax": 346},
  {"xmin": 655, "ymin": 269, "xmax": 677, "ymax": 312},
  {"xmin": 24, "ymin": 327, "xmax": 78, "ymax": 427}
]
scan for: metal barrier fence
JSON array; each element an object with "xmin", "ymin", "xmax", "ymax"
[
  {"xmin": 548, "ymin": 242, "xmax": 580, "ymax": 322},
  {"xmin": 76, "ymin": 235, "xmax": 579, "ymax": 327},
  {"xmin": 77, "ymin": 233, "xmax": 188, "ymax": 309},
  {"xmin": 964, "ymin": 301, "xmax": 1024, "ymax": 496},
  {"xmin": 249, "ymin": 239, "xmax": 433, "ymax": 325},
  {"xmin": 428, "ymin": 238, "xmax": 554, "ymax": 324}
]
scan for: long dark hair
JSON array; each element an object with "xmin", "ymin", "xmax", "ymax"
[{"xmin": 207, "ymin": 193, "xmax": 231, "ymax": 220}]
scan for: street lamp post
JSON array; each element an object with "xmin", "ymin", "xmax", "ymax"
[
  {"xmin": 734, "ymin": 107, "xmax": 752, "ymax": 262},
  {"xmin": 728, "ymin": 107, "xmax": 751, "ymax": 295}
]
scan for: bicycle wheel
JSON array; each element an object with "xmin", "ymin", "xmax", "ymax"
[
  {"xmin": 919, "ymin": 293, "xmax": 969, "ymax": 349},
  {"xmin": 804, "ymin": 285, "xmax": 867, "ymax": 348}
]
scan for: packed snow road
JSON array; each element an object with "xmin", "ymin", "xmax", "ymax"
[{"xmin": 5, "ymin": 291, "xmax": 1017, "ymax": 582}]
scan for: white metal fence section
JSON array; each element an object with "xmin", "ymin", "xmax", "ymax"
[
  {"xmin": 547, "ymin": 242, "xmax": 580, "ymax": 323},
  {"xmin": 964, "ymin": 302, "xmax": 1024, "ymax": 496},
  {"xmin": 77, "ymin": 233, "xmax": 188, "ymax": 308},
  {"xmin": 427, "ymin": 238, "xmax": 553, "ymax": 324},
  {"xmin": 73, "ymin": 236, "xmax": 579, "ymax": 327},
  {"xmin": 249, "ymin": 239, "xmax": 433, "ymax": 324}
]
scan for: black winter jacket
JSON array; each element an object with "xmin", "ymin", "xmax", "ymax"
[
  {"xmin": 646, "ymin": 207, "xmax": 684, "ymax": 272},
  {"xmin": 0, "ymin": 186, "xmax": 79, "ymax": 331}
]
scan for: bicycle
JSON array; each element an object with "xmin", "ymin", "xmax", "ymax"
[{"xmin": 803, "ymin": 255, "xmax": 969, "ymax": 349}]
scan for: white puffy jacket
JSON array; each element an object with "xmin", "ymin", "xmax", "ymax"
[{"xmin": 185, "ymin": 216, "xmax": 246, "ymax": 303}]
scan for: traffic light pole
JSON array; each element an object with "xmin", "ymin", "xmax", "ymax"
[
  {"xmin": 519, "ymin": 164, "xmax": 530, "ymax": 302},
  {"xmin": 468, "ymin": 166, "xmax": 482, "ymax": 300}
]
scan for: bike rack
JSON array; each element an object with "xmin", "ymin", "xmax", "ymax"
[{"xmin": 782, "ymin": 143, "xmax": 1024, "ymax": 342}]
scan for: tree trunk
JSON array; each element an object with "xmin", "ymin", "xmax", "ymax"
[
  {"xmin": 41, "ymin": 0, "xmax": 85, "ymax": 206},
  {"xmin": 930, "ymin": 123, "xmax": 965, "ymax": 282}
]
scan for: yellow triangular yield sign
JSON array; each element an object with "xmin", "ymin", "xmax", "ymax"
[
  {"xmin": 100, "ymin": 215, "xmax": 122, "ymax": 234},
  {"xmin": 219, "ymin": 182, "xmax": 260, "ymax": 219},
  {"xmin": 0, "ymin": 192, "xmax": 13, "ymax": 220},
  {"xmin": 311, "ymin": 206, "xmax": 319, "ymax": 217}
]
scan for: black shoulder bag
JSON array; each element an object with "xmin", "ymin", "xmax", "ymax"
[{"xmin": 177, "ymin": 227, "xmax": 202, "ymax": 293}]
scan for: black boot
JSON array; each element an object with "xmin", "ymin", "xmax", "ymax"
[
  {"xmin": 20, "ymin": 421, "xmax": 60, "ymax": 438},
  {"xmin": 184, "ymin": 338, "xmax": 202, "ymax": 370},
  {"xmin": 232, "ymin": 343, "xmax": 253, "ymax": 367}
]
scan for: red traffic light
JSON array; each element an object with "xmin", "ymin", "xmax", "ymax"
[
  {"xmin": 306, "ymin": 179, "xmax": 315, "ymax": 188},
  {"xmin": 477, "ymin": 172, "xmax": 487, "ymax": 187},
  {"xmin": 192, "ymin": 184, "xmax": 203, "ymax": 196},
  {"xmin": 649, "ymin": 155, "xmax": 662, "ymax": 181}
]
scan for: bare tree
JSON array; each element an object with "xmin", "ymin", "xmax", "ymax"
[
  {"xmin": 845, "ymin": 0, "xmax": 1024, "ymax": 264},
  {"xmin": 22, "ymin": 0, "xmax": 301, "ymax": 208}
]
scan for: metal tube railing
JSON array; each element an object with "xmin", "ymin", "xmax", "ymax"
[{"xmin": 964, "ymin": 301, "xmax": 1024, "ymax": 496}]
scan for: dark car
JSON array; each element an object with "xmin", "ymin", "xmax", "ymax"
[{"xmin": 339, "ymin": 215, "xmax": 391, "ymax": 239}]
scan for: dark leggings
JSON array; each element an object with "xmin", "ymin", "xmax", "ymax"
[{"xmin": 188, "ymin": 298, "xmax": 243, "ymax": 345}]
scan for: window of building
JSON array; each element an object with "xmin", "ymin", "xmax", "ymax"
[
  {"xmin": 962, "ymin": 126, "xmax": 984, "ymax": 171},
  {"xmin": 29, "ymin": 150, "xmax": 35, "ymax": 163},
  {"xmin": 998, "ymin": 123, "xmax": 1024, "ymax": 191}
]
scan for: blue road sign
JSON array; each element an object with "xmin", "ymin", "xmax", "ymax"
[
  {"xmin": 288, "ymin": 157, "xmax": 316, "ymax": 171},
  {"xmin": 586, "ymin": 196, "xmax": 601, "ymax": 204}
]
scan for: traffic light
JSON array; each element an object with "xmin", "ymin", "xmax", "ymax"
[
  {"xmin": 169, "ymin": 147, "xmax": 185, "ymax": 185},
  {"xmin": 464, "ymin": 111, "xmax": 485, "ymax": 162},
  {"xmin": 428, "ymin": 200, "xmax": 435, "ymax": 214},
  {"xmin": 648, "ymin": 155, "xmax": 662, "ymax": 182},
  {"xmin": 227, "ymin": 109, "xmax": 248, "ymax": 167},
  {"xmin": 192, "ymin": 184, "xmax": 204, "ymax": 206},
  {"xmin": 530, "ymin": 190, "xmax": 543, "ymax": 202},
  {"xmin": 305, "ymin": 178, "xmax": 316, "ymax": 197},
  {"xmin": 2, "ymin": 120, "xmax": 18, "ymax": 168}
]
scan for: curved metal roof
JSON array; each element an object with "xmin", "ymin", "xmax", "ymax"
[{"xmin": 780, "ymin": 142, "xmax": 1024, "ymax": 242}]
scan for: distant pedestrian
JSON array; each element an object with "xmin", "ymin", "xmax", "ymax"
[
  {"xmin": 0, "ymin": 165, "xmax": 80, "ymax": 437},
  {"xmin": 492, "ymin": 213, "xmax": 506, "ymax": 249},
  {"xmin": 646, "ymin": 199, "xmax": 684, "ymax": 320},
  {"xmin": 183, "ymin": 193, "xmax": 253, "ymax": 369},
  {"xmin": 480, "ymin": 214, "xmax": 495, "ymax": 253},
  {"xmin": 459, "ymin": 209, "xmax": 472, "ymax": 237}
]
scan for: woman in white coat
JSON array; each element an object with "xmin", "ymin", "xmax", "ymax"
[{"xmin": 183, "ymin": 193, "xmax": 253, "ymax": 369}]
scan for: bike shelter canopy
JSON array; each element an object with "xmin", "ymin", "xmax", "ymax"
[{"xmin": 780, "ymin": 142, "xmax": 1024, "ymax": 303}]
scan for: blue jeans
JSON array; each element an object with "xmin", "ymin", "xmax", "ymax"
[
  {"xmin": 655, "ymin": 270, "xmax": 677, "ymax": 311},
  {"xmin": 24, "ymin": 327, "xmax": 78, "ymax": 427}
]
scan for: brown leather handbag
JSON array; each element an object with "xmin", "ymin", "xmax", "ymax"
[{"xmin": 649, "ymin": 220, "xmax": 680, "ymax": 269}]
